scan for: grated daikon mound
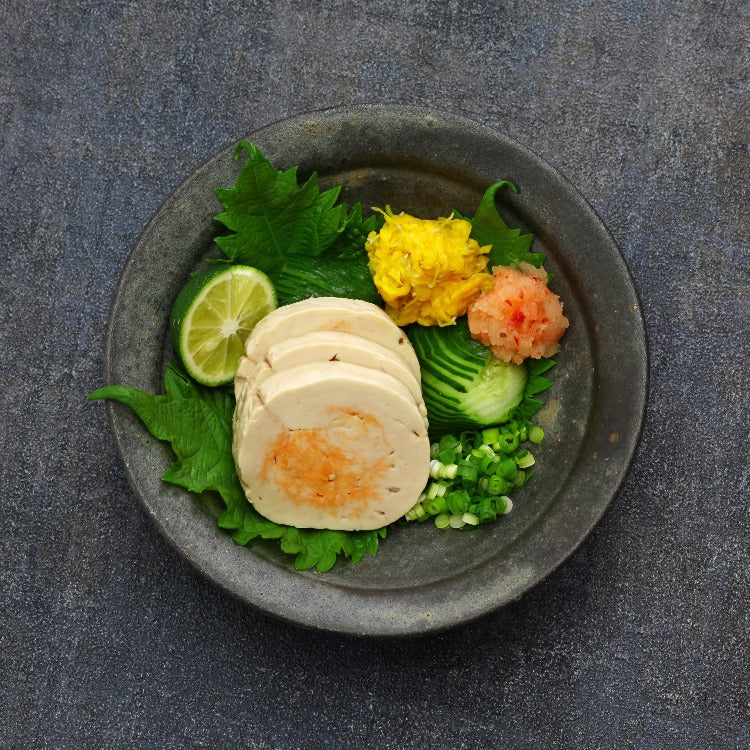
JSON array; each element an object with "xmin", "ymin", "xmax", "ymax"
[{"xmin": 467, "ymin": 263, "xmax": 569, "ymax": 364}]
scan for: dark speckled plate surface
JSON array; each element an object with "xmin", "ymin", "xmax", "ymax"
[{"xmin": 104, "ymin": 105, "xmax": 647, "ymax": 636}]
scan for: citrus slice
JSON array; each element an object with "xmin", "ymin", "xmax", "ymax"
[{"xmin": 170, "ymin": 265, "xmax": 276, "ymax": 386}]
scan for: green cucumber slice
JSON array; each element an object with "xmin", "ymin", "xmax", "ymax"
[{"xmin": 407, "ymin": 318, "xmax": 527, "ymax": 435}]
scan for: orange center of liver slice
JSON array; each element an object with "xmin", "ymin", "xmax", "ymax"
[{"xmin": 260, "ymin": 407, "xmax": 391, "ymax": 517}]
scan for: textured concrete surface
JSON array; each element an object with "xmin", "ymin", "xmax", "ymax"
[{"xmin": 1, "ymin": 1, "xmax": 748, "ymax": 748}]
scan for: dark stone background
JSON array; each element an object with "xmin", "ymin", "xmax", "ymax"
[{"xmin": 2, "ymin": 1, "xmax": 747, "ymax": 748}]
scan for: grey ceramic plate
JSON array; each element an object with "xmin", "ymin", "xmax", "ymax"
[{"xmin": 104, "ymin": 105, "xmax": 647, "ymax": 637}]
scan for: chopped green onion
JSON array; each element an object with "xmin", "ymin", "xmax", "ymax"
[
  {"xmin": 434, "ymin": 513, "xmax": 451, "ymax": 529},
  {"xmin": 477, "ymin": 498, "xmax": 497, "ymax": 522},
  {"xmin": 497, "ymin": 496, "xmax": 514, "ymax": 514},
  {"xmin": 447, "ymin": 489, "xmax": 471, "ymax": 514},
  {"xmin": 479, "ymin": 455, "xmax": 497, "ymax": 474},
  {"xmin": 496, "ymin": 456, "xmax": 518, "ymax": 480},
  {"xmin": 487, "ymin": 474, "xmax": 506, "ymax": 496},
  {"xmin": 528, "ymin": 425, "xmax": 544, "ymax": 444},
  {"xmin": 427, "ymin": 461, "xmax": 457, "ymax": 480},
  {"xmin": 405, "ymin": 501, "xmax": 427, "ymax": 521},
  {"xmin": 516, "ymin": 451, "xmax": 535, "ymax": 469},
  {"xmin": 426, "ymin": 482, "xmax": 447, "ymax": 500},
  {"xmin": 459, "ymin": 464, "xmax": 478, "ymax": 484},
  {"xmin": 460, "ymin": 431, "xmax": 480, "ymax": 451},
  {"xmin": 481, "ymin": 427, "xmax": 501, "ymax": 445},
  {"xmin": 497, "ymin": 433, "xmax": 519, "ymax": 454},
  {"xmin": 439, "ymin": 434, "xmax": 460, "ymax": 452},
  {"xmin": 438, "ymin": 448, "xmax": 456, "ymax": 464},
  {"xmin": 419, "ymin": 418, "xmax": 536, "ymax": 529},
  {"xmin": 425, "ymin": 496, "xmax": 448, "ymax": 515},
  {"xmin": 442, "ymin": 463, "xmax": 458, "ymax": 479}
]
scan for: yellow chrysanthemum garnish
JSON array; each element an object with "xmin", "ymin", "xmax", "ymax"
[{"xmin": 366, "ymin": 208, "xmax": 494, "ymax": 326}]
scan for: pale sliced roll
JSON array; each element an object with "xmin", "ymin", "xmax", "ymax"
[
  {"xmin": 233, "ymin": 361, "xmax": 430, "ymax": 530},
  {"xmin": 234, "ymin": 296, "xmax": 420, "ymax": 398}
]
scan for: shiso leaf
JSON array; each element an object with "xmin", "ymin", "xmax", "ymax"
[
  {"xmin": 513, "ymin": 357, "xmax": 556, "ymax": 420},
  {"xmin": 464, "ymin": 181, "xmax": 544, "ymax": 268},
  {"xmin": 213, "ymin": 141, "xmax": 382, "ymax": 305}
]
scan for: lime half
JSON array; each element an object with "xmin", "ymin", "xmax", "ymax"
[{"xmin": 170, "ymin": 265, "xmax": 276, "ymax": 386}]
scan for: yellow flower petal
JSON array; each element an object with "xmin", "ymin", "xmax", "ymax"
[{"xmin": 367, "ymin": 210, "xmax": 493, "ymax": 327}]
